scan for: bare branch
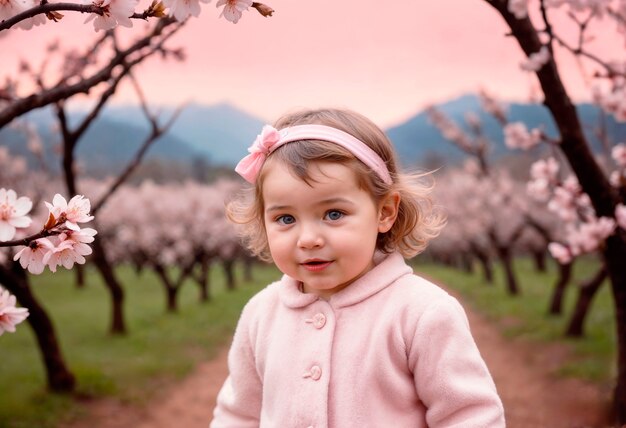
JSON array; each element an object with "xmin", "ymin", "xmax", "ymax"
[
  {"xmin": 0, "ymin": 17, "xmax": 178, "ymax": 129},
  {"xmin": 91, "ymin": 103, "xmax": 185, "ymax": 215}
]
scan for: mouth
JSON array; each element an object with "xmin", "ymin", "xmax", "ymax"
[{"xmin": 300, "ymin": 259, "xmax": 333, "ymax": 272}]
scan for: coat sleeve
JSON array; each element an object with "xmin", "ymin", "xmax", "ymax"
[
  {"xmin": 408, "ymin": 295, "xmax": 506, "ymax": 427},
  {"xmin": 210, "ymin": 301, "xmax": 263, "ymax": 427}
]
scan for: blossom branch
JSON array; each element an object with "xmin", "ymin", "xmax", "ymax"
[
  {"xmin": 0, "ymin": 229, "xmax": 61, "ymax": 248},
  {"xmin": 0, "ymin": 1, "xmax": 163, "ymax": 32},
  {"xmin": 0, "ymin": 17, "xmax": 177, "ymax": 129}
]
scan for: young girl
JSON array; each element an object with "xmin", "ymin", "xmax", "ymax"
[{"xmin": 211, "ymin": 108, "xmax": 505, "ymax": 427}]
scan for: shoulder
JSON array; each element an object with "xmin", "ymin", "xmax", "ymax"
[
  {"xmin": 390, "ymin": 272, "xmax": 463, "ymax": 316},
  {"xmin": 240, "ymin": 278, "xmax": 284, "ymax": 319}
]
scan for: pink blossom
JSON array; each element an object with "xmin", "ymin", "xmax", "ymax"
[
  {"xmin": 45, "ymin": 194, "xmax": 94, "ymax": 231},
  {"xmin": 164, "ymin": 0, "xmax": 211, "ymax": 21},
  {"xmin": 216, "ymin": 0, "xmax": 252, "ymax": 23},
  {"xmin": 530, "ymin": 157, "xmax": 559, "ymax": 182},
  {"xmin": 548, "ymin": 186, "xmax": 576, "ymax": 221},
  {"xmin": 0, "ymin": 0, "xmax": 46, "ymax": 30},
  {"xmin": 562, "ymin": 175, "xmax": 581, "ymax": 193},
  {"xmin": 610, "ymin": 171, "xmax": 623, "ymax": 188},
  {"xmin": 616, "ymin": 204, "xmax": 626, "ymax": 230},
  {"xmin": 612, "ymin": 144, "xmax": 626, "ymax": 168},
  {"xmin": 508, "ymin": 0, "xmax": 529, "ymax": 19},
  {"xmin": 567, "ymin": 217, "xmax": 616, "ymax": 255},
  {"xmin": 504, "ymin": 122, "xmax": 542, "ymax": 150},
  {"xmin": 521, "ymin": 46, "xmax": 551, "ymax": 72},
  {"xmin": 62, "ymin": 227, "xmax": 98, "ymax": 245},
  {"xmin": 43, "ymin": 238, "xmax": 92, "ymax": 272},
  {"xmin": 85, "ymin": 0, "xmax": 139, "ymax": 31},
  {"xmin": 526, "ymin": 178, "xmax": 551, "ymax": 202},
  {"xmin": 548, "ymin": 242, "xmax": 572, "ymax": 264},
  {"xmin": 13, "ymin": 239, "xmax": 55, "ymax": 275},
  {"xmin": 0, "ymin": 188, "xmax": 33, "ymax": 242},
  {"xmin": 0, "ymin": 287, "xmax": 29, "ymax": 335}
]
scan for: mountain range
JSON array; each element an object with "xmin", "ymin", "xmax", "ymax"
[{"xmin": 1, "ymin": 94, "xmax": 625, "ymax": 176}]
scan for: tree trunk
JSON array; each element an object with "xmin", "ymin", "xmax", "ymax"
[
  {"xmin": 74, "ymin": 264, "xmax": 85, "ymax": 289},
  {"xmin": 198, "ymin": 258, "xmax": 211, "ymax": 302},
  {"xmin": 471, "ymin": 244, "xmax": 493, "ymax": 284},
  {"xmin": 532, "ymin": 249, "xmax": 547, "ymax": 273},
  {"xmin": 548, "ymin": 262, "xmax": 572, "ymax": 315},
  {"xmin": 222, "ymin": 259, "xmax": 236, "ymax": 291},
  {"xmin": 566, "ymin": 265, "xmax": 607, "ymax": 337},
  {"xmin": 500, "ymin": 248, "xmax": 520, "ymax": 295},
  {"xmin": 91, "ymin": 237, "xmax": 126, "ymax": 334},
  {"xmin": 606, "ymin": 237, "xmax": 626, "ymax": 424},
  {"xmin": 0, "ymin": 264, "xmax": 76, "ymax": 392},
  {"xmin": 460, "ymin": 252, "xmax": 474, "ymax": 274},
  {"xmin": 166, "ymin": 287, "xmax": 178, "ymax": 312},
  {"xmin": 153, "ymin": 264, "xmax": 179, "ymax": 313}
]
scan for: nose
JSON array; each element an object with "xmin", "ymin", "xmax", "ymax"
[{"xmin": 297, "ymin": 222, "xmax": 324, "ymax": 249}]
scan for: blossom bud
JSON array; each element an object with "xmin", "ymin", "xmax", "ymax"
[{"xmin": 252, "ymin": 2, "xmax": 273, "ymax": 17}]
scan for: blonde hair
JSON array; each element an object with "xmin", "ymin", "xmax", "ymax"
[{"xmin": 226, "ymin": 108, "xmax": 446, "ymax": 262}]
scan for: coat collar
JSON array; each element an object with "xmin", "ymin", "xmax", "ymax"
[{"xmin": 278, "ymin": 252, "xmax": 412, "ymax": 309}]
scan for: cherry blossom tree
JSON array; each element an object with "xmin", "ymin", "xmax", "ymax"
[
  {"xmin": 96, "ymin": 179, "xmax": 243, "ymax": 312},
  {"xmin": 480, "ymin": 0, "xmax": 626, "ymax": 421},
  {"xmin": 0, "ymin": 177, "xmax": 97, "ymax": 392},
  {"xmin": 1, "ymin": 1, "xmax": 275, "ymax": 395}
]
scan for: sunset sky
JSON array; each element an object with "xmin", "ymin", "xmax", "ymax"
[{"xmin": 2, "ymin": 0, "xmax": 621, "ymax": 127}]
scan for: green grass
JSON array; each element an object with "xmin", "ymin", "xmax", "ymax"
[
  {"xmin": 415, "ymin": 257, "xmax": 616, "ymax": 385},
  {"xmin": 0, "ymin": 262, "xmax": 281, "ymax": 428}
]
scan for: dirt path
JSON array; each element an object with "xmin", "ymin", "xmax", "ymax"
[{"xmin": 63, "ymin": 297, "xmax": 612, "ymax": 428}]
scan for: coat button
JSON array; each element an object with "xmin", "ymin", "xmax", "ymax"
[
  {"xmin": 303, "ymin": 365, "xmax": 322, "ymax": 381},
  {"xmin": 305, "ymin": 313, "xmax": 326, "ymax": 329},
  {"xmin": 313, "ymin": 313, "xmax": 326, "ymax": 329}
]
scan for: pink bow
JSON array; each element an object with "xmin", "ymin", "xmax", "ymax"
[{"xmin": 235, "ymin": 125, "xmax": 282, "ymax": 183}]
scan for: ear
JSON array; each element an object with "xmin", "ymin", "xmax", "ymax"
[{"xmin": 378, "ymin": 191, "xmax": 400, "ymax": 233}]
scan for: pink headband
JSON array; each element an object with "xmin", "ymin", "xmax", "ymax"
[{"xmin": 235, "ymin": 124, "xmax": 393, "ymax": 184}]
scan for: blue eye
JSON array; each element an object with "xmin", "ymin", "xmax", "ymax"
[
  {"xmin": 276, "ymin": 215, "xmax": 295, "ymax": 225},
  {"xmin": 326, "ymin": 210, "xmax": 344, "ymax": 221}
]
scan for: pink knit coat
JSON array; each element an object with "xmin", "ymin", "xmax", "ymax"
[{"xmin": 211, "ymin": 252, "xmax": 505, "ymax": 427}]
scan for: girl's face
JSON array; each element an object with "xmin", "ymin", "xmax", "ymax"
[{"xmin": 262, "ymin": 160, "xmax": 396, "ymax": 300}]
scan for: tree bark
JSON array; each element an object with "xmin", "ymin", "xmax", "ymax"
[
  {"xmin": 471, "ymin": 243, "xmax": 493, "ymax": 284},
  {"xmin": 222, "ymin": 259, "xmax": 236, "ymax": 291},
  {"xmin": 499, "ymin": 247, "xmax": 520, "ymax": 295},
  {"xmin": 548, "ymin": 262, "xmax": 572, "ymax": 315},
  {"xmin": 566, "ymin": 265, "xmax": 607, "ymax": 337},
  {"xmin": 197, "ymin": 257, "xmax": 211, "ymax": 302},
  {"xmin": 532, "ymin": 249, "xmax": 547, "ymax": 273},
  {"xmin": 0, "ymin": 264, "xmax": 76, "ymax": 392},
  {"xmin": 91, "ymin": 237, "xmax": 126, "ymax": 334},
  {"xmin": 74, "ymin": 264, "xmax": 85, "ymax": 289}
]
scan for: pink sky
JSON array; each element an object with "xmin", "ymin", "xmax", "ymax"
[{"xmin": 2, "ymin": 0, "xmax": 621, "ymax": 127}]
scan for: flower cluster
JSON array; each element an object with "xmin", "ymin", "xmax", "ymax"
[
  {"xmin": 526, "ymin": 158, "xmax": 624, "ymax": 264},
  {"xmin": 1, "ymin": 0, "xmax": 273, "ymax": 32},
  {"xmin": 548, "ymin": 217, "xmax": 616, "ymax": 264},
  {"xmin": 0, "ymin": 287, "xmax": 29, "ymax": 336},
  {"xmin": 503, "ymin": 122, "xmax": 543, "ymax": 150},
  {"xmin": 508, "ymin": 0, "xmax": 529, "ymax": 19},
  {"xmin": 520, "ymin": 46, "xmax": 551, "ymax": 72},
  {"xmin": 7, "ymin": 193, "xmax": 98, "ymax": 275}
]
